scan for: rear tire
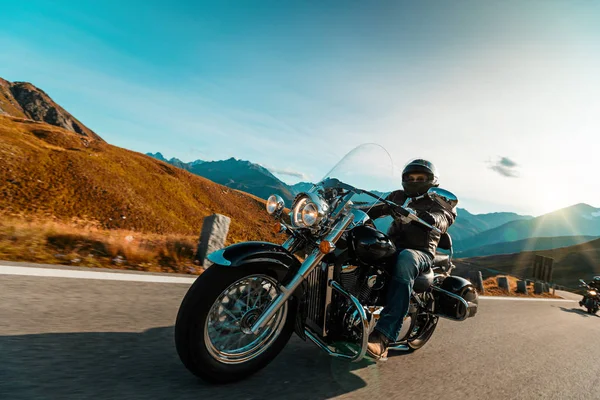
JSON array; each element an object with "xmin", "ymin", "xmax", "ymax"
[
  {"xmin": 175, "ymin": 264, "xmax": 296, "ymax": 384},
  {"xmin": 406, "ymin": 314, "xmax": 438, "ymax": 351},
  {"xmin": 406, "ymin": 293, "xmax": 438, "ymax": 351}
]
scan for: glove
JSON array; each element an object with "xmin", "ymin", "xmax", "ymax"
[{"xmin": 417, "ymin": 211, "xmax": 436, "ymax": 226}]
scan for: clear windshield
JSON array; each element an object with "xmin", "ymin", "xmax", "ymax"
[{"xmin": 316, "ymin": 143, "xmax": 397, "ymax": 209}]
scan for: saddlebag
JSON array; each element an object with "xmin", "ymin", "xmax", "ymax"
[{"xmin": 432, "ymin": 276, "xmax": 478, "ymax": 321}]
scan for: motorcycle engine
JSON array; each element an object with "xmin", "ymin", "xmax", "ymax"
[{"xmin": 339, "ymin": 264, "xmax": 385, "ymax": 305}]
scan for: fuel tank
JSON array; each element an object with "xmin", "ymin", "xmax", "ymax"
[{"xmin": 347, "ymin": 225, "xmax": 397, "ymax": 264}]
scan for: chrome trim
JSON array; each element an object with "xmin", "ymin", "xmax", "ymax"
[
  {"xmin": 341, "ymin": 264, "xmax": 359, "ymax": 274},
  {"xmin": 291, "ymin": 192, "xmax": 329, "ymax": 229},
  {"xmin": 304, "ymin": 329, "xmax": 355, "ymax": 360},
  {"xmin": 305, "ymin": 265, "xmax": 324, "ymax": 333},
  {"xmin": 206, "ymin": 248, "xmax": 231, "ymax": 266},
  {"xmin": 250, "ymin": 213, "xmax": 355, "ymax": 334},
  {"xmin": 348, "ymin": 209, "xmax": 370, "ymax": 229},
  {"xmin": 427, "ymin": 187, "xmax": 459, "ymax": 211},
  {"xmin": 266, "ymin": 194, "xmax": 285, "ymax": 215},
  {"xmin": 281, "ymin": 237, "xmax": 295, "ymax": 251},
  {"xmin": 330, "ymin": 280, "xmax": 369, "ymax": 362},
  {"xmin": 303, "ymin": 279, "xmax": 369, "ymax": 362},
  {"xmin": 322, "ymin": 264, "xmax": 334, "ymax": 337},
  {"xmin": 431, "ymin": 286, "xmax": 471, "ymax": 322}
]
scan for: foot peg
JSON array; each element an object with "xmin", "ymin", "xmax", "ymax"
[{"xmin": 387, "ymin": 343, "xmax": 410, "ymax": 352}]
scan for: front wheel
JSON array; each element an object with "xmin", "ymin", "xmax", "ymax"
[{"xmin": 175, "ymin": 265, "xmax": 296, "ymax": 384}]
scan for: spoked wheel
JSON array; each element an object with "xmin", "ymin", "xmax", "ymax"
[
  {"xmin": 204, "ymin": 274, "xmax": 288, "ymax": 363},
  {"xmin": 175, "ymin": 265, "xmax": 296, "ymax": 384}
]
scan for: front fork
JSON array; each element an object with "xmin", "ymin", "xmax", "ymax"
[{"xmin": 249, "ymin": 213, "xmax": 355, "ymax": 334}]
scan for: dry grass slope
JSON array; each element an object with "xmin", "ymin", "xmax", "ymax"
[
  {"xmin": 482, "ymin": 275, "xmax": 559, "ymax": 298},
  {"xmin": 0, "ymin": 217, "xmax": 201, "ymax": 273},
  {"xmin": 0, "ymin": 115, "xmax": 285, "ymax": 270}
]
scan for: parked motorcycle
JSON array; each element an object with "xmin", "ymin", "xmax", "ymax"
[
  {"xmin": 578, "ymin": 279, "xmax": 599, "ymax": 314},
  {"xmin": 174, "ymin": 144, "xmax": 479, "ymax": 384}
]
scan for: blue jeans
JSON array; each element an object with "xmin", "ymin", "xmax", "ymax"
[{"xmin": 374, "ymin": 249, "xmax": 433, "ymax": 342}]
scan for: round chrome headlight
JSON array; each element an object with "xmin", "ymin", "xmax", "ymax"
[
  {"xmin": 291, "ymin": 193, "xmax": 328, "ymax": 228},
  {"xmin": 301, "ymin": 203, "xmax": 319, "ymax": 226},
  {"xmin": 266, "ymin": 194, "xmax": 285, "ymax": 215},
  {"xmin": 292, "ymin": 197, "xmax": 310, "ymax": 227},
  {"xmin": 590, "ymin": 290, "xmax": 597, "ymax": 296}
]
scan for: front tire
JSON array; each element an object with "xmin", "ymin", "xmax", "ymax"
[{"xmin": 175, "ymin": 264, "xmax": 296, "ymax": 384}]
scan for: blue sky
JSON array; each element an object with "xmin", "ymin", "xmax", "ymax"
[{"xmin": 1, "ymin": 1, "xmax": 599, "ymax": 216}]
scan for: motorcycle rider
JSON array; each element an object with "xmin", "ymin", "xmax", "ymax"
[
  {"xmin": 363, "ymin": 159, "xmax": 457, "ymax": 359},
  {"xmin": 579, "ymin": 276, "xmax": 600, "ymax": 307}
]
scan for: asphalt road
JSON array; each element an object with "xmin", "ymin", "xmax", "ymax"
[{"xmin": 1, "ymin": 261, "xmax": 599, "ymax": 400}]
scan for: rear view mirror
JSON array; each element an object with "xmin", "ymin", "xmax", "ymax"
[{"xmin": 427, "ymin": 187, "xmax": 458, "ymax": 211}]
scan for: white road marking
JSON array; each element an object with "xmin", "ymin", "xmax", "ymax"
[
  {"xmin": 0, "ymin": 265, "xmax": 198, "ymax": 284},
  {"xmin": 479, "ymin": 296, "xmax": 575, "ymax": 302},
  {"xmin": 0, "ymin": 265, "xmax": 581, "ymax": 302}
]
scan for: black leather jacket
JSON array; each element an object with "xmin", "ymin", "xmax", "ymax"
[{"xmin": 365, "ymin": 190, "xmax": 457, "ymax": 259}]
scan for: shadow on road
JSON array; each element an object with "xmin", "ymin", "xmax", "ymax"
[
  {"xmin": 0, "ymin": 326, "xmax": 372, "ymax": 400},
  {"xmin": 558, "ymin": 307, "xmax": 600, "ymax": 318}
]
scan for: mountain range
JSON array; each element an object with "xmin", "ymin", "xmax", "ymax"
[
  {"xmin": 147, "ymin": 151, "xmax": 599, "ymax": 258},
  {"xmin": 455, "ymin": 203, "xmax": 600, "ymax": 252},
  {"xmin": 1, "ymin": 76, "xmax": 597, "ymax": 261},
  {"xmin": 0, "ymin": 79, "xmax": 284, "ymax": 244},
  {"xmin": 453, "ymin": 237, "xmax": 600, "ymax": 289}
]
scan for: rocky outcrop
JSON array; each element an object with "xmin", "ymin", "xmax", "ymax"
[{"xmin": 0, "ymin": 77, "xmax": 103, "ymax": 141}]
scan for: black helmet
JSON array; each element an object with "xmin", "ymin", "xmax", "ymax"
[
  {"xmin": 593, "ymin": 276, "xmax": 600, "ymax": 282},
  {"xmin": 402, "ymin": 158, "xmax": 439, "ymax": 197}
]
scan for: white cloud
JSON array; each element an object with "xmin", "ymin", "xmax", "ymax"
[
  {"xmin": 488, "ymin": 157, "xmax": 520, "ymax": 178},
  {"xmin": 262, "ymin": 165, "xmax": 310, "ymax": 181}
]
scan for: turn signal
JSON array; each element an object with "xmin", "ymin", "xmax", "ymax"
[{"xmin": 319, "ymin": 240, "xmax": 336, "ymax": 254}]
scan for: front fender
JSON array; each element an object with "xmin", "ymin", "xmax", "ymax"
[{"xmin": 207, "ymin": 241, "xmax": 302, "ymax": 285}]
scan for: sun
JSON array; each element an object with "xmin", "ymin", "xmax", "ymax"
[{"xmin": 535, "ymin": 189, "xmax": 575, "ymax": 216}]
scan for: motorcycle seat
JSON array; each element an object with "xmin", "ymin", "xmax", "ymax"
[{"xmin": 433, "ymin": 254, "xmax": 450, "ymax": 269}]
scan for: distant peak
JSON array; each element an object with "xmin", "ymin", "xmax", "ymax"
[
  {"xmin": 551, "ymin": 203, "xmax": 596, "ymax": 214},
  {"xmin": 146, "ymin": 152, "xmax": 167, "ymax": 161}
]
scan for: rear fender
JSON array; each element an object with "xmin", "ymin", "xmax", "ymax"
[{"xmin": 434, "ymin": 275, "xmax": 479, "ymax": 319}]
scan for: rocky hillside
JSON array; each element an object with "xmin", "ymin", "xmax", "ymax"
[
  {"xmin": 0, "ymin": 114, "xmax": 283, "ymax": 244},
  {"xmin": 0, "ymin": 78, "xmax": 103, "ymax": 142}
]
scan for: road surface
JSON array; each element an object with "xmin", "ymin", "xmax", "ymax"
[{"xmin": 1, "ymin": 260, "xmax": 599, "ymax": 400}]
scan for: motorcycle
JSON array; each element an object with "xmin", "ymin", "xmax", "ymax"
[
  {"xmin": 174, "ymin": 144, "xmax": 479, "ymax": 384},
  {"xmin": 578, "ymin": 279, "xmax": 599, "ymax": 314}
]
